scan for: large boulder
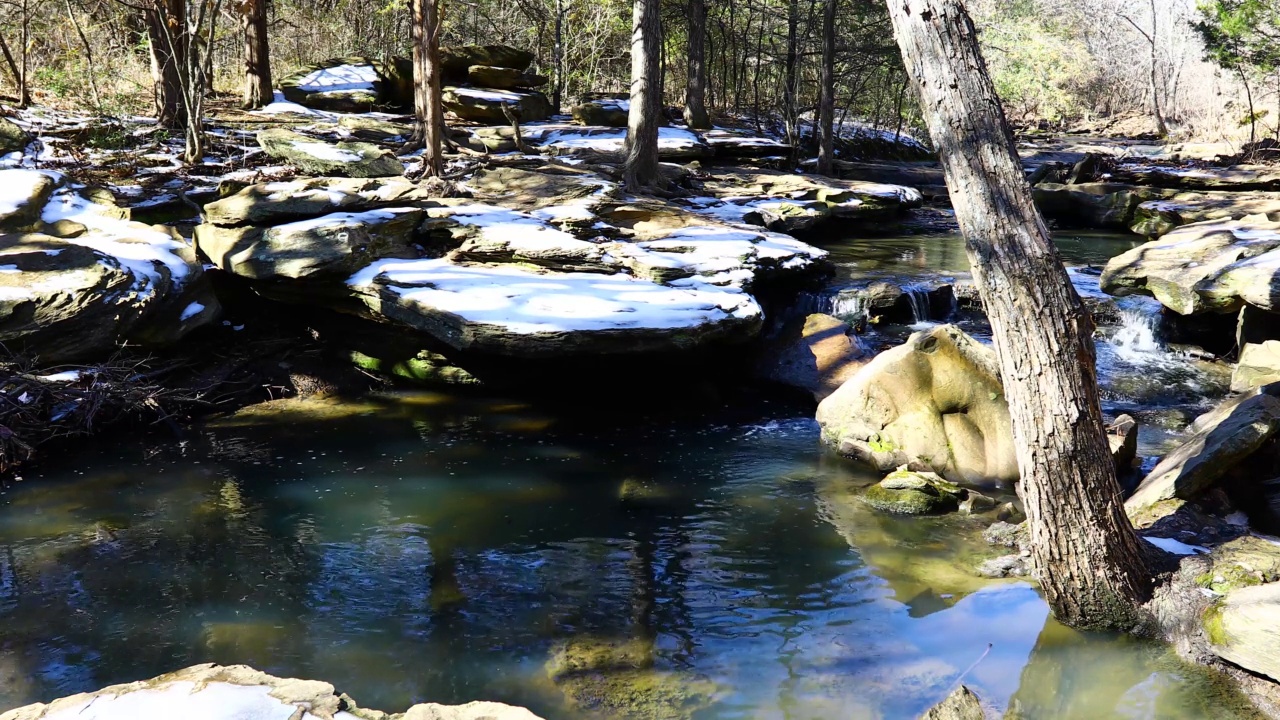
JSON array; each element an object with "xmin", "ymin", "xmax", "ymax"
[
  {"xmin": 1032, "ymin": 182, "xmax": 1173, "ymax": 229},
  {"xmin": 572, "ymin": 98, "xmax": 630, "ymax": 127},
  {"xmin": 0, "ymin": 116, "xmax": 30, "ymax": 155},
  {"xmin": 816, "ymin": 324, "xmax": 1017, "ymax": 484},
  {"xmin": 756, "ymin": 313, "xmax": 868, "ymax": 400},
  {"xmin": 1100, "ymin": 216, "xmax": 1280, "ymax": 316},
  {"xmin": 1111, "ymin": 163, "xmax": 1280, "ymax": 192},
  {"xmin": 468, "ymin": 65, "xmax": 547, "ymax": 89},
  {"xmin": 0, "ymin": 169, "xmax": 60, "ymax": 231},
  {"xmin": 443, "ymin": 86, "xmax": 553, "ymax": 123},
  {"xmin": 1205, "ymin": 582, "xmax": 1280, "ymax": 683},
  {"xmin": 257, "ymin": 129, "xmax": 403, "ymax": 178},
  {"xmin": 1125, "ymin": 393, "xmax": 1280, "ymax": 515},
  {"xmin": 441, "ymin": 45, "xmax": 534, "ymax": 80},
  {"xmin": 0, "ymin": 663, "xmax": 545, "ymax": 720},
  {"xmin": 695, "ymin": 167, "xmax": 923, "ymax": 231},
  {"xmin": 278, "ymin": 57, "xmax": 388, "ymax": 112},
  {"xmin": 0, "ymin": 170, "xmax": 217, "ymax": 362}
]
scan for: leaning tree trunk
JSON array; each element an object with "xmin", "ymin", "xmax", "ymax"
[
  {"xmin": 240, "ymin": 0, "xmax": 272, "ymax": 109},
  {"xmin": 0, "ymin": 32, "xmax": 27, "ymax": 106},
  {"xmin": 816, "ymin": 0, "xmax": 837, "ymax": 175},
  {"xmin": 683, "ymin": 0, "xmax": 711, "ymax": 129},
  {"xmin": 782, "ymin": 0, "xmax": 799, "ymax": 159},
  {"xmin": 623, "ymin": 0, "xmax": 661, "ymax": 189},
  {"xmin": 412, "ymin": 0, "xmax": 444, "ymax": 177},
  {"xmin": 885, "ymin": 0, "xmax": 1152, "ymax": 630},
  {"xmin": 145, "ymin": 0, "xmax": 188, "ymax": 128}
]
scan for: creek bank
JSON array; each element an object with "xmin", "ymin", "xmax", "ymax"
[{"xmin": 0, "ymin": 663, "xmax": 545, "ymax": 720}]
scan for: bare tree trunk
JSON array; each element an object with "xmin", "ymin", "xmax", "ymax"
[
  {"xmin": 623, "ymin": 0, "xmax": 661, "ymax": 189},
  {"xmin": 412, "ymin": 0, "xmax": 444, "ymax": 177},
  {"xmin": 0, "ymin": 33, "xmax": 27, "ymax": 106},
  {"xmin": 64, "ymin": 0, "xmax": 103, "ymax": 110},
  {"xmin": 683, "ymin": 0, "xmax": 710, "ymax": 129},
  {"xmin": 885, "ymin": 0, "xmax": 1152, "ymax": 631},
  {"xmin": 18, "ymin": 0, "xmax": 31, "ymax": 107},
  {"xmin": 782, "ymin": 0, "xmax": 800, "ymax": 158},
  {"xmin": 240, "ymin": 0, "xmax": 272, "ymax": 109},
  {"xmin": 553, "ymin": 0, "xmax": 563, "ymax": 112},
  {"xmin": 146, "ymin": 0, "xmax": 188, "ymax": 127},
  {"xmin": 816, "ymin": 0, "xmax": 837, "ymax": 175}
]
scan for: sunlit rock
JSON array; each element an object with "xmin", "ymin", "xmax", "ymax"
[{"xmin": 257, "ymin": 129, "xmax": 404, "ymax": 178}]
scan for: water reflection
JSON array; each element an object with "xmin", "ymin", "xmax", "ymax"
[{"xmin": 0, "ymin": 396, "xmax": 1254, "ymax": 718}]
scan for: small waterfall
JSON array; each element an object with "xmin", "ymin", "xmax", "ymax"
[
  {"xmin": 1111, "ymin": 309, "xmax": 1163, "ymax": 362},
  {"xmin": 788, "ymin": 289, "xmax": 868, "ymax": 325},
  {"xmin": 905, "ymin": 287, "xmax": 932, "ymax": 324}
]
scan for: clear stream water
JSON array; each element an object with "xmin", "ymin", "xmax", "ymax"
[{"xmin": 0, "ymin": 232, "xmax": 1254, "ymax": 719}]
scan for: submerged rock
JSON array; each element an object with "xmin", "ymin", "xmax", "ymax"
[
  {"xmin": 920, "ymin": 685, "xmax": 985, "ymax": 720},
  {"xmin": 0, "ymin": 663, "xmax": 545, "ymax": 720},
  {"xmin": 816, "ymin": 324, "xmax": 1017, "ymax": 484},
  {"xmin": 545, "ymin": 637, "xmax": 717, "ymax": 720},
  {"xmin": 257, "ymin": 129, "xmax": 404, "ymax": 178},
  {"xmin": 756, "ymin": 313, "xmax": 868, "ymax": 401},
  {"xmin": 864, "ymin": 469, "xmax": 965, "ymax": 515}
]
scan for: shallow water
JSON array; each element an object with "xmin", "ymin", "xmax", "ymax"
[{"xmin": 0, "ymin": 393, "xmax": 1258, "ymax": 719}]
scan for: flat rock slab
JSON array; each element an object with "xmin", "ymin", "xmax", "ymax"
[
  {"xmin": 1126, "ymin": 393, "xmax": 1280, "ymax": 514},
  {"xmin": 257, "ymin": 129, "xmax": 404, "ymax": 178},
  {"xmin": 278, "ymin": 57, "xmax": 389, "ymax": 112},
  {"xmin": 693, "ymin": 167, "xmax": 923, "ymax": 231},
  {"xmin": 1032, "ymin": 183, "xmax": 1174, "ymax": 230},
  {"xmin": 1112, "ymin": 163, "xmax": 1280, "ymax": 191},
  {"xmin": 1132, "ymin": 191, "xmax": 1280, "ymax": 237},
  {"xmin": 1233, "ymin": 341, "xmax": 1280, "ymax": 392},
  {"xmin": 257, "ymin": 129, "xmax": 403, "ymax": 178},
  {"xmin": 700, "ymin": 128, "xmax": 792, "ymax": 158},
  {"xmin": 1101, "ymin": 215, "xmax": 1280, "ymax": 316},
  {"xmin": 204, "ymin": 176, "xmax": 439, "ymax": 227},
  {"xmin": 347, "ymin": 258, "xmax": 763, "ymax": 357}
]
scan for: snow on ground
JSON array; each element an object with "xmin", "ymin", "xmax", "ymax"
[
  {"xmin": 252, "ymin": 92, "xmax": 337, "ymax": 120},
  {"xmin": 348, "ymin": 258, "xmax": 760, "ymax": 334},
  {"xmin": 289, "ymin": 140, "xmax": 363, "ymax": 163},
  {"xmin": 296, "ymin": 64, "xmax": 378, "ymax": 92},
  {"xmin": 35, "ymin": 681, "xmax": 359, "ymax": 720},
  {"xmin": 1143, "ymin": 536, "xmax": 1210, "ymax": 556}
]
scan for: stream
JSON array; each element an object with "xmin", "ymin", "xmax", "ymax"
[{"xmin": 0, "ymin": 230, "xmax": 1255, "ymax": 719}]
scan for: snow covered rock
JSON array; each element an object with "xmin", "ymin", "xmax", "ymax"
[
  {"xmin": 347, "ymin": 259, "xmax": 763, "ymax": 357},
  {"xmin": 571, "ymin": 97, "xmax": 629, "ymax": 127},
  {"xmin": 692, "ymin": 167, "xmax": 924, "ymax": 232},
  {"xmin": 1130, "ymin": 190, "xmax": 1280, "ymax": 237},
  {"xmin": 1100, "ymin": 215, "xmax": 1280, "ymax": 316},
  {"xmin": 0, "ymin": 170, "xmax": 217, "ymax": 362},
  {"xmin": 278, "ymin": 57, "xmax": 389, "ymax": 112},
  {"xmin": 443, "ymin": 86, "xmax": 552, "ymax": 123},
  {"xmin": 204, "ymin": 176, "xmax": 439, "ymax": 227},
  {"xmin": 196, "ymin": 207, "xmax": 427, "ymax": 280},
  {"xmin": 0, "ymin": 663, "xmax": 546, "ymax": 720},
  {"xmin": 816, "ymin": 324, "xmax": 1018, "ymax": 484},
  {"xmin": 0, "ymin": 169, "xmax": 61, "ymax": 232},
  {"xmin": 524, "ymin": 124, "xmax": 711, "ymax": 160},
  {"xmin": 699, "ymin": 128, "xmax": 792, "ymax": 159},
  {"xmin": 257, "ymin": 129, "xmax": 404, "ymax": 178},
  {"xmin": 1112, "ymin": 163, "xmax": 1280, "ymax": 192}
]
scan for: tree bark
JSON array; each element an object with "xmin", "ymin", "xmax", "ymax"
[
  {"xmin": 146, "ymin": 0, "xmax": 188, "ymax": 128},
  {"xmin": 885, "ymin": 0, "xmax": 1152, "ymax": 630},
  {"xmin": 0, "ymin": 32, "xmax": 27, "ymax": 106},
  {"xmin": 782, "ymin": 0, "xmax": 800, "ymax": 157},
  {"xmin": 816, "ymin": 0, "xmax": 837, "ymax": 175},
  {"xmin": 240, "ymin": 0, "xmax": 272, "ymax": 109},
  {"xmin": 623, "ymin": 0, "xmax": 661, "ymax": 189},
  {"xmin": 412, "ymin": 0, "xmax": 444, "ymax": 177},
  {"xmin": 683, "ymin": 0, "xmax": 711, "ymax": 129}
]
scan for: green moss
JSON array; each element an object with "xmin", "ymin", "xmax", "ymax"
[
  {"xmin": 350, "ymin": 350, "xmax": 480, "ymax": 386},
  {"xmin": 867, "ymin": 435, "xmax": 898, "ymax": 454},
  {"xmin": 546, "ymin": 637, "xmax": 718, "ymax": 720},
  {"xmin": 1203, "ymin": 602, "xmax": 1229, "ymax": 647},
  {"xmin": 863, "ymin": 483, "xmax": 958, "ymax": 515}
]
